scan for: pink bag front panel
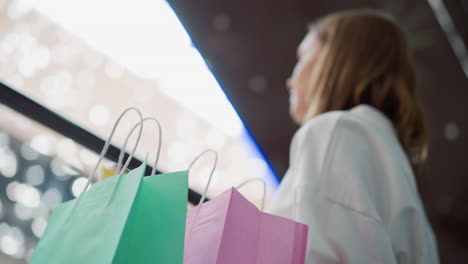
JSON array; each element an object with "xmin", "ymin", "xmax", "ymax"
[
  {"xmin": 257, "ymin": 212, "xmax": 308, "ymax": 264},
  {"xmin": 184, "ymin": 188, "xmax": 308, "ymax": 264},
  {"xmin": 292, "ymin": 219, "xmax": 308, "ymax": 263},
  {"xmin": 216, "ymin": 188, "xmax": 261, "ymax": 264},
  {"xmin": 184, "ymin": 189, "xmax": 231, "ymax": 264}
]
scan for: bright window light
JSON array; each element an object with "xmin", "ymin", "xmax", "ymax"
[{"xmin": 31, "ymin": 0, "xmax": 245, "ymax": 138}]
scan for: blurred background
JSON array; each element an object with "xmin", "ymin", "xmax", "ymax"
[{"xmin": 0, "ymin": 0, "xmax": 467, "ymax": 263}]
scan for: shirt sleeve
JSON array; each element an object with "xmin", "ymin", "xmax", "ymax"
[{"xmin": 294, "ymin": 186, "xmax": 397, "ymax": 264}]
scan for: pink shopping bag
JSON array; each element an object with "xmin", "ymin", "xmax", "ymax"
[{"xmin": 184, "ymin": 187, "xmax": 308, "ymax": 264}]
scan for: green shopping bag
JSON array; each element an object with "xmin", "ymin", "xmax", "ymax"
[
  {"xmin": 115, "ymin": 170, "xmax": 188, "ymax": 263},
  {"xmin": 30, "ymin": 108, "xmax": 189, "ymax": 264},
  {"xmin": 30, "ymin": 162, "xmax": 146, "ymax": 264},
  {"xmin": 114, "ymin": 117, "xmax": 188, "ymax": 263}
]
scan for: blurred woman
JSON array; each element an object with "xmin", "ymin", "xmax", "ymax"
[{"xmin": 267, "ymin": 9, "xmax": 439, "ymax": 264}]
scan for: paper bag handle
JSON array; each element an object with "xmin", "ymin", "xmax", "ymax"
[
  {"xmin": 187, "ymin": 149, "xmax": 218, "ymax": 205},
  {"xmin": 116, "ymin": 117, "xmax": 162, "ymax": 176},
  {"xmin": 235, "ymin": 178, "xmax": 266, "ymax": 211},
  {"xmin": 84, "ymin": 107, "xmax": 144, "ymax": 192}
]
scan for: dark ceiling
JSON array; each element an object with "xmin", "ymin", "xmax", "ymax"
[{"xmin": 167, "ymin": 0, "xmax": 468, "ymax": 262}]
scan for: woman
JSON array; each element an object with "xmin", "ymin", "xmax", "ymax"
[{"xmin": 267, "ymin": 9, "xmax": 439, "ymax": 263}]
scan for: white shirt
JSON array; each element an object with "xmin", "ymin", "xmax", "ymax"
[{"xmin": 267, "ymin": 105, "xmax": 439, "ymax": 264}]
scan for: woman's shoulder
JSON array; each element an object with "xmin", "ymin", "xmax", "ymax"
[
  {"xmin": 295, "ymin": 105, "xmax": 394, "ymax": 142},
  {"xmin": 290, "ymin": 105, "xmax": 398, "ymax": 163},
  {"xmin": 293, "ymin": 109, "xmax": 354, "ymax": 144},
  {"xmin": 289, "ymin": 110, "xmax": 351, "ymax": 163}
]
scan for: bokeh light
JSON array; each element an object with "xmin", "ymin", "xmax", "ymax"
[
  {"xmin": 30, "ymin": 134, "xmax": 52, "ymax": 156},
  {"xmin": 13, "ymin": 203, "xmax": 33, "ymax": 221},
  {"xmin": 41, "ymin": 188, "xmax": 62, "ymax": 209},
  {"xmin": 24, "ymin": 165, "xmax": 45, "ymax": 186},
  {"xmin": 31, "ymin": 217, "xmax": 47, "ymax": 238},
  {"xmin": 20, "ymin": 143, "xmax": 40, "ymax": 161},
  {"xmin": 71, "ymin": 177, "xmax": 87, "ymax": 197},
  {"xmin": 0, "ymin": 147, "xmax": 18, "ymax": 178}
]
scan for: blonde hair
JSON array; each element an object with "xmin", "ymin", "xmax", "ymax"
[{"xmin": 303, "ymin": 9, "xmax": 428, "ymax": 168}]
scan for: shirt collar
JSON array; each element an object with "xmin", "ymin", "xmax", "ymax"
[{"xmin": 350, "ymin": 104, "xmax": 396, "ymax": 135}]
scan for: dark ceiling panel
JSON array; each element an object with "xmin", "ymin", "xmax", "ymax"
[{"xmin": 443, "ymin": 0, "xmax": 468, "ymax": 48}]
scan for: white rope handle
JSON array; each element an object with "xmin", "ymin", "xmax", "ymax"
[
  {"xmin": 235, "ymin": 178, "xmax": 267, "ymax": 211},
  {"xmin": 116, "ymin": 117, "xmax": 162, "ymax": 176},
  {"xmin": 187, "ymin": 149, "xmax": 218, "ymax": 205},
  {"xmin": 83, "ymin": 107, "xmax": 144, "ymax": 192}
]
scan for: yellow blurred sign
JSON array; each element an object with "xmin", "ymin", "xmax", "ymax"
[{"xmin": 102, "ymin": 167, "xmax": 117, "ymax": 180}]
